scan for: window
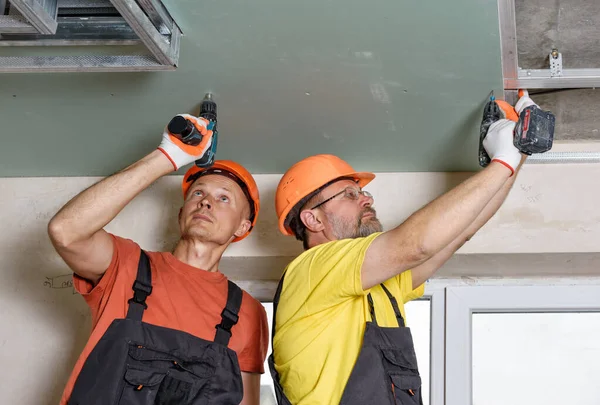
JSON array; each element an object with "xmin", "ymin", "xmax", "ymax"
[
  {"xmin": 446, "ymin": 285, "xmax": 600, "ymax": 405},
  {"xmin": 472, "ymin": 312, "xmax": 600, "ymax": 405},
  {"xmin": 261, "ymin": 303, "xmax": 276, "ymax": 405},
  {"xmin": 405, "ymin": 299, "xmax": 431, "ymax": 405}
]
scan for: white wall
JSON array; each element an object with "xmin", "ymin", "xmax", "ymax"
[{"xmin": 1, "ymin": 163, "xmax": 599, "ymax": 403}]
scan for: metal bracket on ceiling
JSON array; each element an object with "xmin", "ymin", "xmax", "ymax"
[
  {"xmin": 0, "ymin": 0, "xmax": 181, "ymax": 72},
  {"xmin": 549, "ymin": 48, "xmax": 563, "ymax": 78}
]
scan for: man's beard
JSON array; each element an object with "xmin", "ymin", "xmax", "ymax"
[{"xmin": 327, "ymin": 207, "xmax": 383, "ymax": 240}]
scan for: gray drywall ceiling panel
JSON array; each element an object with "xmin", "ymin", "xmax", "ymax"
[{"xmin": 0, "ymin": 0, "xmax": 503, "ymax": 177}]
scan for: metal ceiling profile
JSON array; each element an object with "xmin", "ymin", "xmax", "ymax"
[
  {"xmin": 498, "ymin": 0, "xmax": 600, "ymax": 90},
  {"xmin": 0, "ymin": 0, "xmax": 181, "ymax": 72},
  {"xmin": 497, "ymin": 0, "xmax": 600, "ymax": 165}
]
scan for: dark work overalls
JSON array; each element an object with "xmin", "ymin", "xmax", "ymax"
[
  {"xmin": 68, "ymin": 251, "xmax": 245, "ymax": 405},
  {"xmin": 268, "ymin": 273, "xmax": 423, "ymax": 405}
]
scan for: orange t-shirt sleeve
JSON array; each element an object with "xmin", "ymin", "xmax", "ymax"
[
  {"xmin": 72, "ymin": 234, "xmax": 140, "ymax": 325},
  {"xmin": 237, "ymin": 295, "xmax": 269, "ymax": 374}
]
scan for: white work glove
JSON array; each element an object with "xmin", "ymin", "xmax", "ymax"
[
  {"xmin": 483, "ymin": 119, "xmax": 521, "ymax": 175},
  {"xmin": 158, "ymin": 114, "xmax": 213, "ymax": 171},
  {"xmin": 514, "ymin": 89, "xmax": 538, "ymax": 114}
]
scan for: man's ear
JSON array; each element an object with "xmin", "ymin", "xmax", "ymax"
[
  {"xmin": 300, "ymin": 209, "xmax": 325, "ymax": 233},
  {"xmin": 234, "ymin": 219, "xmax": 252, "ymax": 239}
]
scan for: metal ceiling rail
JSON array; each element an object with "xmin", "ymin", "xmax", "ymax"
[
  {"xmin": 526, "ymin": 152, "xmax": 600, "ymax": 164},
  {"xmin": 0, "ymin": 54, "xmax": 172, "ymax": 72},
  {"xmin": 507, "ymin": 69, "xmax": 600, "ymax": 90},
  {"xmin": 136, "ymin": 0, "xmax": 171, "ymax": 35},
  {"xmin": 0, "ymin": 13, "xmax": 37, "ymax": 33},
  {"xmin": 0, "ymin": 0, "xmax": 181, "ymax": 72},
  {"xmin": 498, "ymin": 0, "xmax": 600, "ymax": 91},
  {"xmin": 0, "ymin": 16, "xmax": 139, "ymax": 45},
  {"xmin": 108, "ymin": 0, "xmax": 179, "ymax": 66},
  {"xmin": 9, "ymin": 0, "xmax": 58, "ymax": 34}
]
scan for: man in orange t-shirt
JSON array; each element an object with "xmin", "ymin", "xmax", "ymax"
[{"xmin": 48, "ymin": 114, "xmax": 268, "ymax": 405}]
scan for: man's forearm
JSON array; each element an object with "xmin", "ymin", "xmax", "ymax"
[
  {"xmin": 364, "ymin": 161, "xmax": 513, "ymax": 289},
  {"xmin": 410, "ymin": 156, "xmax": 526, "ymax": 288},
  {"xmin": 393, "ymin": 161, "xmax": 512, "ymax": 257},
  {"xmin": 462, "ymin": 155, "xmax": 526, "ymax": 239},
  {"xmin": 49, "ymin": 150, "xmax": 173, "ymax": 246},
  {"xmin": 240, "ymin": 372, "xmax": 260, "ymax": 405}
]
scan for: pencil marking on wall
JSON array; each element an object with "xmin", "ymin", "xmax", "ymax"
[
  {"xmin": 43, "ymin": 274, "xmax": 76, "ymax": 294},
  {"xmin": 520, "ymin": 184, "xmax": 533, "ymax": 192},
  {"xmin": 527, "ymin": 194, "xmax": 542, "ymax": 204}
]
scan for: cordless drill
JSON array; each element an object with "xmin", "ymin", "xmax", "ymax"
[
  {"xmin": 479, "ymin": 91, "xmax": 555, "ymax": 167},
  {"xmin": 167, "ymin": 93, "xmax": 219, "ymax": 168}
]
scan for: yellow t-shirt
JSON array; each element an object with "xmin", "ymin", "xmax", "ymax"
[{"xmin": 273, "ymin": 232, "xmax": 425, "ymax": 405}]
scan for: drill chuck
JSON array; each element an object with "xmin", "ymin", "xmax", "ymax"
[{"xmin": 199, "ymin": 93, "xmax": 217, "ymax": 126}]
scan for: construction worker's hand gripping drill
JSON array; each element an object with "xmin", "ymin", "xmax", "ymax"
[
  {"xmin": 514, "ymin": 89, "xmax": 539, "ymax": 115},
  {"xmin": 158, "ymin": 114, "xmax": 214, "ymax": 171},
  {"xmin": 482, "ymin": 91, "xmax": 536, "ymax": 175},
  {"xmin": 483, "ymin": 120, "xmax": 521, "ymax": 175}
]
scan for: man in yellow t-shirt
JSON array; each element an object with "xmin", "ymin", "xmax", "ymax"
[
  {"xmin": 272, "ymin": 232, "xmax": 425, "ymax": 404},
  {"xmin": 268, "ymin": 92, "xmax": 537, "ymax": 405}
]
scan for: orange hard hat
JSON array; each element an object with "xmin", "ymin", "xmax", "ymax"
[
  {"xmin": 275, "ymin": 154, "xmax": 375, "ymax": 236},
  {"xmin": 182, "ymin": 160, "xmax": 260, "ymax": 242}
]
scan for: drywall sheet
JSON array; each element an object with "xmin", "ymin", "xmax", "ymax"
[{"xmin": 0, "ymin": 0, "xmax": 503, "ymax": 176}]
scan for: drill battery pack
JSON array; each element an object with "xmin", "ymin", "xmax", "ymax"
[{"xmin": 514, "ymin": 106, "xmax": 555, "ymax": 155}]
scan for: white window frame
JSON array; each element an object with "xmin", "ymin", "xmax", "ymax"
[
  {"xmin": 445, "ymin": 285, "xmax": 600, "ymax": 405},
  {"xmin": 423, "ymin": 283, "xmax": 446, "ymax": 405}
]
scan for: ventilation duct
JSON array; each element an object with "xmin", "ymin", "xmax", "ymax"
[{"xmin": 0, "ymin": 0, "xmax": 181, "ymax": 72}]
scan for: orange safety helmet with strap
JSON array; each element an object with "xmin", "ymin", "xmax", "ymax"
[
  {"xmin": 182, "ymin": 160, "xmax": 260, "ymax": 242},
  {"xmin": 275, "ymin": 154, "xmax": 375, "ymax": 236}
]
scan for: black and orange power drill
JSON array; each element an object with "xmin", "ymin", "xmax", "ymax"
[
  {"xmin": 166, "ymin": 93, "xmax": 219, "ymax": 168},
  {"xmin": 479, "ymin": 90, "xmax": 555, "ymax": 167}
]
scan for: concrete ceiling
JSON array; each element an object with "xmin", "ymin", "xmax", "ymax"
[
  {"xmin": 0, "ymin": 0, "xmax": 505, "ymax": 177},
  {"xmin": 516, "ymin": 0, "xmax": 600, "ymax": 69},
  {"xmin": 516, "ymin": 0, "xmax": 600, "ymax": 142}
]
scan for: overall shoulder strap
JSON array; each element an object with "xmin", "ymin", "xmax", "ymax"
[
  {"xmin": 367, "ymin": 293, "xmax": 378, "ymax": 325},
  {"xmin": 268, "ymin": 272, "xmax": 297, "ymax": 405},
  {"xmin": 126, "ymin": 250, "xmax": 153, "ymax": 321},
  {"xmin": 270, "ymin": 272, "xmax": 286, "ymax": 342},
  {"xmin": 214, "ymin": 280, "xmax": 243, "ymax": 346},
  {"xmin": 380, "ymin": 284, "xmax": 406, "ymax": 327}
]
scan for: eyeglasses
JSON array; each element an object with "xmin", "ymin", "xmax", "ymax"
[{"xmin": 311, "ymin": 187, "xmax": 373, "ymax": 210}]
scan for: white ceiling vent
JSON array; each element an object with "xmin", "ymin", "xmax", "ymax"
[{"xmin": 0, "ymin": 0, "xmax": 181, "ymax": 72}]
